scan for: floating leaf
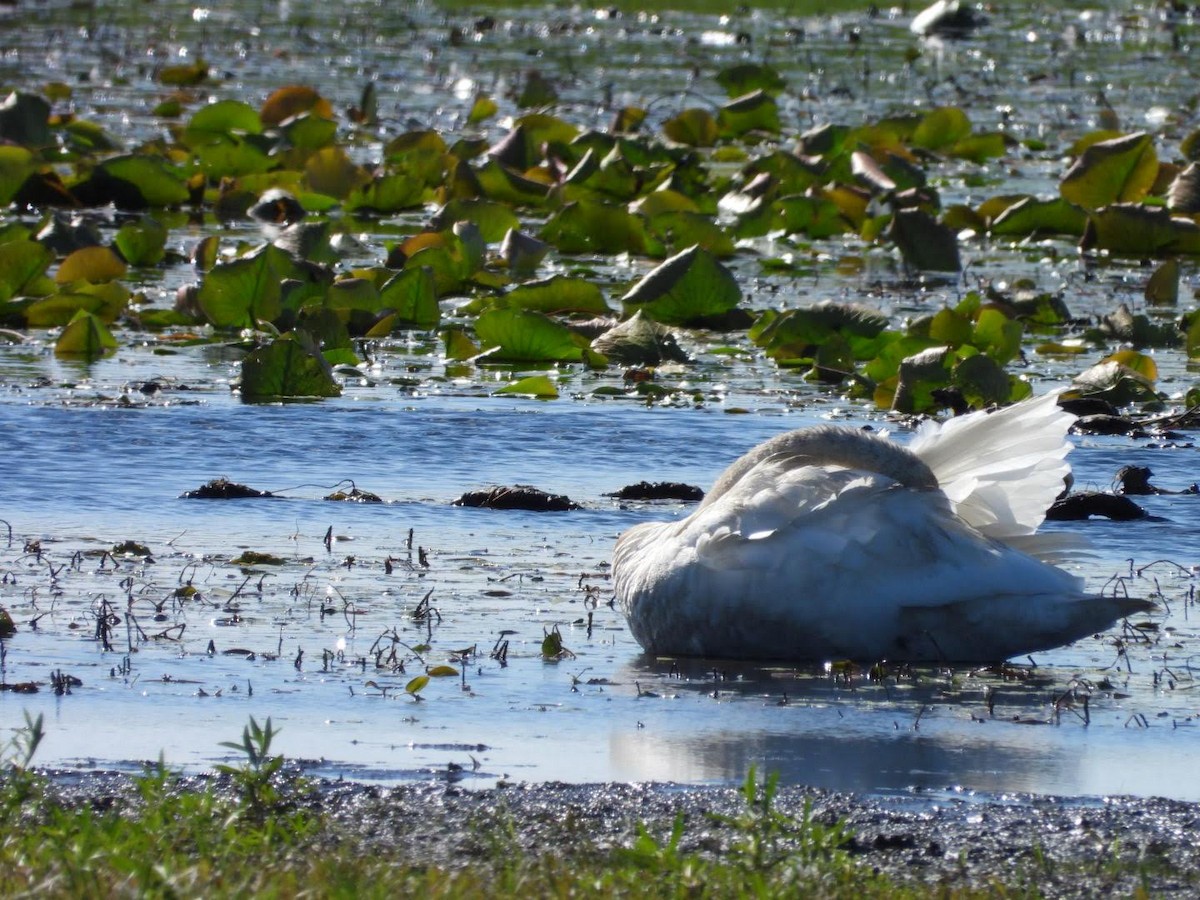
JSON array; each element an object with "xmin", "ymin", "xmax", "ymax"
[
  {"xmin": 620, "ymin": 245, "xmax": 741, "ymax": 326},
  {"xmin": 378, "ymin": 267, "xmax": 440, "ymax": 329},
  {"xmin": 540, "ymin": 200, "xmax": 656, "ymax": 256},
  {"xmin": 239, "ymin": 331, "xmax": 341, "ymax": 399},
  {"xmin": 186, "ymin": 99, "xmax": 263, "ymax": 141},
  {"xmin": 261, "ymin": 85, "xmax": 333, "ymax": 126},
  {"xmin": 888, "ymin": 209, "xmax": 961, "ymax": 272},
  {"xmin": 1146, "ymin": 259, "xmax": 1179, "ymax": 305},
  {"xmin": 752, "ymin": 303, "xmax": 888, "ymax": 365},
  {"xmin": 912, "ymin": 106, "xmax": 971, "ymax": 151},
  {"xmin": 1071, "ymin": 359, "xmax": 1157, "ymax": 406},
  {"xmin": 159, "ymin": 60, "xmax": 209, "ymax": 86},
  {"xmin": 0, "ymin": 91, "xmax": 52, "ymax": 147},
  {"xmin": 952, "ymin": 353, "xmax": 1014, "ymax": 409},
  {"xmin": 405, "ymin": 675, "xmax": 430, "ymax": 696},
  {"xmin": 56, "ymin": 246, "xmax": 127, "ymax": 284},
  {"xmin": 197, "ymin": 244, "xmax": 297, "ymax": 329},
  {"xmin": 715, "ymin": 64, "xmax": 786, "ymax": 98},
  {"xmin": 990, "ymin": 197, "xmax": 1088, "ymax": 238},
  {"xmin": 54, "ymin": 309, "xmax": 117, "ymax": 358},
  {"xmin": 0, "ymin": 239, "xmax": 53, "ymax": 302},
  {"xmin": 475, "ymin": 308, "xmax": 583, "ymax": 362},
  {"xmin": 591, "ymin": 309, "xmax": 688, "ymax": 366},
  {"xmin": 468, "ymin": 93, "xmax": 498, "ymax": 124},
  {"xmin": 717, "ymin": 91, "xmax": 780, "ymax": 137},
  {"xmin": 517, "ymin": 70, "xmax": 557, "ymax": 108},
  {"xmin": 0, "ymin": 146, "xmax": 35, "ymax": 206},
  {"xmin": 432, "ymin": 199, "xmax": 519, "ymax": 243},
  {"xmin": 494, "ymin": 375, "xmax": 558, "ymax": 398},
  {"xmin": 663, "ymin": 109, "xmax": 718, "ymax": 148},
  {"xmin": 26, "ymin": 281, "xmax": 129, "ymax": 326},
  {"xmin": 504, "ymin": 276, "xmax": 609, "ymax": 316},
  {"xmin": 1060, "ymin": 132, "xmax": 1157, "ymax": 210},
  {"xmin": 114, "ymin": 216, "xmax": 167, "ymax": 267},
  {"xmin": 892, "ymin": 345, "xmax": 951, "ymax": 413},
  {"xmin": 426, "ymin": 665, "xmax": 460, "ymax": 677},
  {"xmin": 1081, "ymin": 204, "xmax": 1200, "ymax": 257}
]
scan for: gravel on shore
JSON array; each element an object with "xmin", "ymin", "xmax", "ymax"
[{"xmin": 28, "ymin": 769, "xmax": 1200, "ymax": 897}]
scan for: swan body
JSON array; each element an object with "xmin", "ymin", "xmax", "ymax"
[{"xmin": 613, "ymin": 392, "xmax": 1149, "ymax": 662}]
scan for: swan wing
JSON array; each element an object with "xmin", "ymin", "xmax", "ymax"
[{"xmin": 908, "ymin": 390, "xmax": 1072, "ymax": 540}]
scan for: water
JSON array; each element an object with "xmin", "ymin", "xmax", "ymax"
[
  {"xmin": 2, "ymin": 367, "xmax": 1198, "ymax": 798},
  {"xmin": 2, "ymin": 0, "xmax": 1200, "ymax": 799}
]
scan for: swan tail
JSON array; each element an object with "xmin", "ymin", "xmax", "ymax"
[{"xmin": 908, "ymin": 391, "xmax": 1072, "ymax": 541}]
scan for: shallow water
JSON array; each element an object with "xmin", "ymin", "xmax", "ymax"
[
  {"xmin": 2, "ymin": 375, "xmax": 1199, "ymax": 799},
  {"xmin": 2, "ymin": 0, "xmax": 1200, "ymax": 800}
]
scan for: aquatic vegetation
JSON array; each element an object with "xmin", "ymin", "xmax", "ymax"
[{"xmin": 0, "ymin": 0, "xmax": 1198, "ymax": 408}]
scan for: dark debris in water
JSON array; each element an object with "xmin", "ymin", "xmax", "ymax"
[
  {"xmin": 453, "ymin": 485, "xmax": 579, "ymax": 512},
  {"xmin": 1116, "ymin": 465, "xmax": 1199, "ymax": 496},
  {"xmin": 1047, "ymin": 492, "xmax": 1146, "ymax": 521},
  {"xmin": 181, "ymin": 478, "xmax": 276, "ymax": 500},
  {"xmin": 606, "ymin": 481, "xmax": 704, "ymax": 502}
]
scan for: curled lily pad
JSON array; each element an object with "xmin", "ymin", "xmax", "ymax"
[
  {"xmin": 0, "ymin": 238, "xmax": 53, "ymax": 302},
  {"xmin": 1145, "ymin": 259, "xmax": 1179, "ymax": 305},
  {"xmin": 888, "ymin": 209, "xmax": 961, "ymax": 272},
  {"xmin": 991, "ymin": 197, "xmax": 1088, "ymax": 238},
  {"xmin": 1081, "ymin": 204, "xmax": 1200, "ymax": 257},
  {"xmin": 1060, "ymin": 132, "xmax": 1157, "ymax": 210},
  {"xmin": 718, "ymin": 91, "xmax": 781, "ymax": 138},
  {"xmin": 499, "ymin": 228, "xmax": 550, "ymax": 276},
  {"xmin": 663, "ymin": 109, "xmax": 718, "ymax": 148},
  {"xmin": 239, "ymin": 331, "xmax": 342, "ymax": 400},
  {"xmin": 503, "ymin": 276, "xmax": 609, "ymax": 317},
  {"xmin": 114, "ymin": 216, "xmax": 167, "ymax": 267},
  {"xmin": 0, "ymin": 146, "xmax": 35, "ymax": 206},
  {"xmin": 1071, "ymin": 360, "xmax": 1157, "ymax": 407},
  {"xmin": 54, "ymin": 309, "xmax": 117, "ymax": 359},
  {"xmin": 1167, "ymin": 163, "xmax": 1200, "ymax": 214},
  {"xmin": 715, "ymin": 64, "xmax": 786, "ymax": 98},
  {"xmin": 591, "ymin": 309, "xmax": 688, "ymax": 365},
  {"xmin": 453, "ymin": 485, "xmax": 579, "ymax": 511},
  {"xmin": 197, "ymin": 244, "xmax": 297, "ymax": 329},
  {"xmin": 620, "ymin": 245, "xmax": 741, "ymax": 326}
]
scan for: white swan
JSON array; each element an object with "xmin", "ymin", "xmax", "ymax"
[{"xmin": 613, "ymin": 392, "xmax": 1150, "ymax": 662}]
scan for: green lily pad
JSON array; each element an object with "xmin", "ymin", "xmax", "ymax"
[
  {"xmin": 620, "ymin": 245, "xmax": 741, "ymax": 326},
  {"xmin": 54, "ymin": 309, "xmax": 117, "ymax": 358},
  {"xmin": 1082, "ymin": 204, "xmax": 1200, "ymax": 257},
  {"xmin": 715, "ymin": 63, "xmax": 786, "ymax": 98},
  {"xmin": 98, "ymin": 154, "xmax": 191, "ymax": 208},
  {"xmin": 1060, "ymin": 132, "xmax": 1157, "ymax": 210},
  {"xmin": 494, "ymin": 375, "xmax": 559, "ymax": 398},
  {"xmin": 663, "ymin": 109, "xmax": 718, "ymax": 148},
  {"xmin": 541, "ymin": 200, "xmax": 657, "ymax": 256},
  {"xmin": 503, "ymin": 276, "xmax": 609, "ymax": 316},
  {"xmin": 240, "ymin": 331, "xmax": 342, "ymax": 399},
  {"xmin": 114, "ymin": 216, "xmax": 168, "ymax": 267},
  {"xmin": 0, "ymin": 239, "xmax": 53, "ymax": 303},
  {"xmin": 990, "ymin": 197, "xmax": 1088, "ymax": 238},
  {"xmin": 718, "ymin": 90, "xmax": 781, "ymax": 138},
  {"xmin": 475, "ymin": 308, "xmax": 584, "ymax": 363},
  {"xmin": 888, "ymin": 209, "xmax": 961, "ymax": 272},
  {"xmin": 197, "ymin": 244, "xmax": 297, "ymax": 329},
  {"xmin": 0, "ymin": 146, "xmax": 35, "ymax": 206},
  {"xmin": 912, "ymin": 106, "xmax": 972, "ymax": 151},
  {"xmin": 378, "ymin": 267, "xmax": 440, "ymax": 329},
  {"xmin": 26, "ymin": 281, "xmax": 129, "ymax": 326}
]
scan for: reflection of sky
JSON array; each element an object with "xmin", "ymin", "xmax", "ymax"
[{"xmin": 1, "ymin": 396, "xmax": 1198, "ymax": 800}]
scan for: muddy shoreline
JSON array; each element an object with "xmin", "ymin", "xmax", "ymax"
[{"xmin": 30, "ymin": 770, "xmax": 1200, "ymax": 897}]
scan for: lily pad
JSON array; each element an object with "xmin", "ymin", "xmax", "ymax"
[
  {"xmin": 475, "ymin": 308, "xmax": 584, "ymax": 363},
  {"xmin": 197, "ymin": 244, "xmax": 297, "ymax": 329},
  {"xmin": 620, "ymin": 245, "xmax": 741, "ymax": 326},
  {"xmin": 239, "ymin": 331, "xmax": 342, "ymax": 400},
  {"xmin": 54, "ymin": 309, "xmax": 117, "ymax": 359},
  {"xmin": 494, "ymin": 375, "xmax": 559, "ymax": 398},
  {"xmin": 591, "ymin": 309, "xmax": 688, "ymax": 366},
  {"xmin": 1060, "ymin": 132, "xmax": 1157, "ymax": 210}
]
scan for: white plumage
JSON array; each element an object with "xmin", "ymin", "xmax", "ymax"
[{"xmin": 613, "ymin": 392, "xmax": 1150, "ymax": 662}]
